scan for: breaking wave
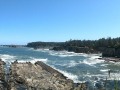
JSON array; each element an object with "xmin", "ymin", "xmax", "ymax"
[
  {"xmin": 0, "ymin": 54, "xmax": 48, "ymax": 64},
  {"xmin": 0, "ymin": 54, "xmax": 16, "ymax": 63},
  {"xmin": 58, "ymin": 69, "xmax": 79, "ymax": 83},
  {"xmin": 49, "ymin": 50, "xmax": 88, "ymax": 57}
]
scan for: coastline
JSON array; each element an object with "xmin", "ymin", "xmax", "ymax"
[
  {"xmin": 99, "ymin": 57, "xmax": 120, "ymax": 62},
  {"xmin": 4, "ymin": 45, "xmax": 120, "ymax": 63},
  {"xmin": 0, "ymin": 59, "xmax": 87, "ymax": 90},
  {"xmin": 1, "ymin": 47, "xmax": 120, "ymax": 89},
  {"xmin": 32, "ymin": 47, "xmax": 120, "ymax": 63}
]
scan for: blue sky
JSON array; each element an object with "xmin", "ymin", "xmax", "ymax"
[{"xmin": 0, "ymin": 0, "xmax": 120, "ymax": 44}]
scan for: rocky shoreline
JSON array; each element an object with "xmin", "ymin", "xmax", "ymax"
[
  {"xmin": 99, "ymin": 57, "xmax": 120, "ymax": 62},
  {"xmin": 0, "ymin": 59, "xmax": 7, "ymax": 90},
  {"xmin": 0, "ymin": 59, "xmax": 87, "ymax": 90}
]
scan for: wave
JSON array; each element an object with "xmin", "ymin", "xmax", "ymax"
[
  {"xmin": 30, "ymin": 57, "xmax": 48, "ymax": 63},
  {"xmin": 67, "ymin": 56, "xmax": 104, "ymax": 67},
  {"xmin": 49, "ymin": 65, "xmax": 80, "ymax": 83},
  {"xmin": 0, "ymin": 54, "xmax": 48, "ymax": 64},
  {"xmin": 0, "ymin": 54, "xmax": 16, "ymax": 63},
  {"xmin": 81, "ymin": 54, "xmax": 104, "ymax": 66},
  {"xmin": 58, "ymin": 70, "xmax": 79, "ymax": 83},
  {"xmin": 49, "ymin": 50, "xmax": 89, "ymax": 57},
  {"xmin": 57, "ymin": 60, "xmax": 79, "ymax": 67},
  {"xmin": 67, "ymin": 60, "xmax": 79, "ymax": 67},
  {"xmin": 82, "ymin": 59, "xmax": 104, "ymax": 66},
  {"xmin": 49, "ymin": 50, "xmax": 102, "ymax": 59},
  {"xmin": 100, "ymin": 64, "xmax": 108, "ymax": 67},
  {"xmin": 57, "ymin": 55, "xmax": 104, "ymax": 68},
  {"xmin": 100, "ymin": 69, "xmax": 110, "ymax": 72},
  {"xmin": 17, "ymin": 58, "xmax": 48, "ymax": 64},
  {"xmin": 32, "ymin": 49, "xmax": 50, "ymax": 53}
]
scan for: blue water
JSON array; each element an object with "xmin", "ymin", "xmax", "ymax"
[{"xmin": 0, "ymin": 46, "xmax": 120, "ymax": 89}]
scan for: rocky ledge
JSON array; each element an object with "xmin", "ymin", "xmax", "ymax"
[{"xmin": 6, "ymin": 61, "xmax": 86, "ymax": 90}]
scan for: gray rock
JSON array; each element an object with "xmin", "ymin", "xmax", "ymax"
[{"xmin": 8, "ymin": 61, "xmax": 87, "ymax": 90}]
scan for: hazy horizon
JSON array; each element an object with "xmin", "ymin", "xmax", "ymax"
[{"xmin": 0, "ymin": 0, "xmax": 120, "ymax": 44}]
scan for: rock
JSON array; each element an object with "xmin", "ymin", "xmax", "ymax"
[
  {"xmin": 8, "ymin": 61, "xmax": 87, "ymax": 90},
  {"xmin": 0, "ymin": 59, "xmax": 7, "ymax": 90}
]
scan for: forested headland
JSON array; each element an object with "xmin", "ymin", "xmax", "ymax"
[{"xmin": 27, "ymin": 37, "xmax": 120, "ymax": 58}]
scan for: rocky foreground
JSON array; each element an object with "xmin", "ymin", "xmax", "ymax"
[
  {"xmin": 0, "ymin": 60, "xmax": 86, "ymax": 90},
  {"xmin": 0, "ymin": 59, "xmax": 7, "ymax": 90}
]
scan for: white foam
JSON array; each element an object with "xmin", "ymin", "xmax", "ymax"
[
  {"xmin": 80, "ymin": 54, "xmax": 104, "ymax": 66},
  {"xmin": 59, "ymin": 70, "xmax": 79, "ymax": 82},
  {"xmin": 18, "ymin": 58, "xmax": 48, "ymax": 64},
  {"xmin": 44, "ymin": 49, "xmax": 49, "ymax": 51},
  {"xmin": 103, "ymin": 73, "xmax": 120, "ymax": 80},
  {"xmin": 0, "ymin": 54, "xmax": 48, "ymax": 64},
  {"xmin": 0, "ymin": 54, "xmax": 15, "ymax": 59},
  {"xmin": 68, "ymin": 60, "xmax": 79, "ymax": 67},
  {"xmin": 50, "ymin": 65, "xmax": 79, "ymax": 83},
  {"xmin": 54, "ymin": 54, "xmax": 104, "ymax": 67},
  {"xmin": 33, "ymin": 49, "xmax": 50, "ymax": 53},
  {"xmin": 30, "ymin": 58, "xmax": 48, "ymax": 63},
  {"xmin": 84, "ymin": 74, "xmax": 107, "ymax": 78},
  {"xmin": 0, "ymin": 54, "xmax": 16, "ymax": 63},
  {"xmin": 100, "ymin": 64, "xmax": 108, "ymax": 67},
  {"xmin": 81, "ymin": 59, "xmax": 103, "ymax": 66},
  {"xmin": 17, "ymin": 60, "xmax": 26, "ymax": 63},
  {"xmin": 49, "ymin": 50, "xmax": 103, "ymax": 60},
  {"xmin": 100, "ymin": 69, "xmax": 109, "ymax": 72},
  {"xmin": 49, "ymin": 50, "xmax": 89, "ymax": 57}
]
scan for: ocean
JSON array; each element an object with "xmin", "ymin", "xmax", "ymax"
[{"xmin": 0, "ymin": 46, "xmax": 120, "ymax": 89}]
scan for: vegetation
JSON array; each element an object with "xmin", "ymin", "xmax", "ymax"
[
  {"xmin": 27, "ymin": 42, "xmax": 64, "ymax": 49},
  {"xmin": 27, "ymin": 37, "xmax": 120, "ymax": 57}
]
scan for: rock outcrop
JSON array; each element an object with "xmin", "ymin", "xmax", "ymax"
[
  {"xmin": 52, "ymin": 46, "xmax": 98, "ymax": 54},
  {"xmin": 0, "ymin": 59, "xmax": 7, "ymax": 90},
  {"xmin": 98, "ymin": 47, "xmax": 120, "ymax": 58},
  {"xmin": 8, "ymin": 61, "xmax": 86, "ymax": 90}
]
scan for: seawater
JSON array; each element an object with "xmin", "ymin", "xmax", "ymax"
[{"xmin": 0, "ymin": 46, "xmax": 120, "ymax": 89}]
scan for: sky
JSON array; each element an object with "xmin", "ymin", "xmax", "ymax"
[{"xmin": 0, "ymin": 0, "xmax": 120, "ymax": 44}]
